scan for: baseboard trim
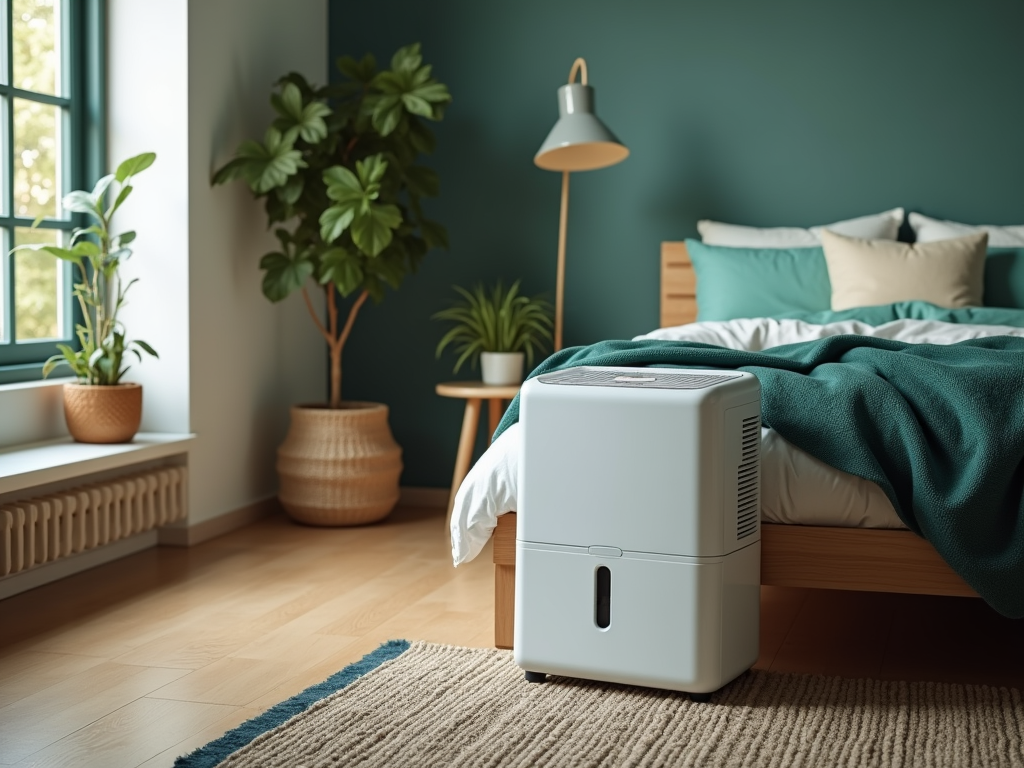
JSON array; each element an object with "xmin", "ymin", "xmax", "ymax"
[
  {"xmin": 0, "ymin": 530, "xmax": 160, "ymax": 600},
  {"xmin": 159, "ymin": 497, "xmax": 280, "ymax": 547},
  {"xmin": 399, "ymin": 486, "xmax": 448, "ymax": 509}
]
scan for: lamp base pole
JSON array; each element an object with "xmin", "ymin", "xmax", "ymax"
[{"xmin": 554, "ymin": 170, "xmax": 570, "ymax": 352}]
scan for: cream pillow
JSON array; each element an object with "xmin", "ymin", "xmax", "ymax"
[{"xmin": 820, "ymin": 230, "xmax": 987, "ymax": 311}]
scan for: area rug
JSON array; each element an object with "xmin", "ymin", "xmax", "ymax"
[{"xmin": 176, "ymin": 640, "xmax": 1024, "ymax": 768}]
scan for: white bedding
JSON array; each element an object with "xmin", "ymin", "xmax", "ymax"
[{"xmin": 451, "ymin": 317, "xmax": 1024, "ymax": 566}]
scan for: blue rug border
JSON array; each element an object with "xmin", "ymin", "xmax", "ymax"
[{"xmin": 173, "ymin": 639, "xmax": 411, "ymax": 768}]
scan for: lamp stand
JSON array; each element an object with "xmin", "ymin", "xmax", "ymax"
[{"xmin": 554, "ymin": 170, "xmax": 569, "ymax": 352}]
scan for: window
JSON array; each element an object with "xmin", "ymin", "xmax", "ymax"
[{"xmin": 0, "ymin": 0, "xmax": 103, "ymax": 383}]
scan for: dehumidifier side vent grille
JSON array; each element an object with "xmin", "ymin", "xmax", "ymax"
[{"xmin": 736, "ymin": 415, "xmax": 760, "ymax": 539}]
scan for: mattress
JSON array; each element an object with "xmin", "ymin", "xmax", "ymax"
[{"xmin": 450, "ymin": 315, "xmax": 1024, "ymax": 565}]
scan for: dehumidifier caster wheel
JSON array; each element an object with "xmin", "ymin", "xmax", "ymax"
[
  {"xmin": 689, "ymin": 692, "xmax": 712, "ymax": 703},
  {"xmin": 524, "ymin": 671, "xmax": 547, "ymax": 683}
]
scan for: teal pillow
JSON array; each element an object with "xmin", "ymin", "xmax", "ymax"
[
  {"xmin": 984, "ymin": 248, "xmax": 1024, "ymax": 309},
  {"xmin": 686, "ymin": 239, "xmax": 832, "ymax": 321}
]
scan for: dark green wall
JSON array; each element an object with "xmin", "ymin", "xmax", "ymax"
[{"xmin": 328, "ymin": 0, "xmax": 1024, "ymax": 488}]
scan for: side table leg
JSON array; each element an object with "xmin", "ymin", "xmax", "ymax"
[
  {"xmin": 448, "ymin": 397, "xmax": 482, "ymax": 523},
  {"xmin": 487, "ymin": 399, "xmax": 504, "ymax": 446}
]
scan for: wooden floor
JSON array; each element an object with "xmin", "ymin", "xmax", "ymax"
[{"xmin": 1, "ymin": 506, "xmax": 1022, "ymax": 767}]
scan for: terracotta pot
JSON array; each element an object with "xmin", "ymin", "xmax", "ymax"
[
  {"xmin": 63, "ymin": 383, "xmax": 143, "ymax": 444},
  {"xmin": 276, "ymin": 402, "xmax": 403, "ymax": 526}
]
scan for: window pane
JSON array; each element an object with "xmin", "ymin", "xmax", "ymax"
[
  {"xmin": 0, "ymin": 231, "xmax": 8, "ymax": 342},
  {"xmin": 14, "ymin": 226, "xmax": 62, "ymax": 341},
  {"xmin": 14, "ymin": 98, "xmax": 61, "ymax": 220},
  {"xmin": 13, "ymin": 0, "xmax": 61, "ymax": 96}
]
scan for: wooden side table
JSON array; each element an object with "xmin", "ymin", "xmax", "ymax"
[{"xmin": 436, "ymin": 381, "xmax": 521, "ymax": 518}]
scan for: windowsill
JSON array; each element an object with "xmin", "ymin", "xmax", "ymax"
[
  {"xmin": 0, "ymin": 375, "xmax": 74, "ymax": 393},
  {"xmin": 0, "ymin": 433, "xmax": 196, "ymax": 496}
]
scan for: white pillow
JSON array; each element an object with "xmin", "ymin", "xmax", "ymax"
[
  {"xmin": 908, "ymin": 212, "xmax": 1024, "ymax": 248},
  {"xmin": 697, "ymin": 208, "xmax": 904, "ymax": 248}
]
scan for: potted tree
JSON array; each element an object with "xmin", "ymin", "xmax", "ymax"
[
  {"xmin": 212, "ymin": 43, "xmax": 451, "ymax": 526},
  {"xmin": 18, "ymin": 153, "xmax": 159, "ymax": 443},
  {"xmin": 434, "ymin": 280, "xmax": 553, "ymax": 385}
]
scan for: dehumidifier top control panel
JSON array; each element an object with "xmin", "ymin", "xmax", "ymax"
[{"xmin": 538, "ymin": 368, "xmax": 741, "ymax": 390}]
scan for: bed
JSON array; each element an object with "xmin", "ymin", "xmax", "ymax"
[{"xmin": 452, "ymin": 236, "xmax": 1024, "ymax": 649}]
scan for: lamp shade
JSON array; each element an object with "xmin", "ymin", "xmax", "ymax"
[{"xmin": 535, "ymin": 83, "xmax": 629, "ymax": 172}]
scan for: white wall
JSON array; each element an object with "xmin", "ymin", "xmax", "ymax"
[
  {"xmin": 185, "ymin": 0, "xmax": 327, "ymax": 523},
  {"xmin": 108, "ymin": 0, "xmax": 327, "ymax": 524}
]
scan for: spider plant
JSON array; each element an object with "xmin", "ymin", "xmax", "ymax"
[{"xmin": 434, "ymin": 280, "xmax": 553, "ymax": 373}]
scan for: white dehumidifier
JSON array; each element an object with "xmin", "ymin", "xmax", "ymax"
[{"xmin": 514, "ymin": 366, "xmax": 761, "ymax": 700}]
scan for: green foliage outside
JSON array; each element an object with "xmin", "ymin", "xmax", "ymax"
[
  {"xmin": 9, "ymin": 0, "xmax": 61, "ymax": 341},
  {"xmin": 212, "ymin": 43, "xmax": 451, "ymax": 408},
  {"xmin": 15, "ymin": 153, "xmax": 160, "ymax": 384},
  {"xmin": 434, "ymin": 281, "xmax": 553, "ymax": 373}
]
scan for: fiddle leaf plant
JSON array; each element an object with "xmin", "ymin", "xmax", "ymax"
[
  {"xmin": 12, "ymin": 152, "xmax": 160, "ymax": 384},
  {"xmin": 212, "ymin": 42, "xmax": 451, "ymax": 408}
]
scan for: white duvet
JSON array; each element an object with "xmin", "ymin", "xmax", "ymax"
[{"xmin": 451, "ymin": 317, "xmax": 1024, "ymax": 565}]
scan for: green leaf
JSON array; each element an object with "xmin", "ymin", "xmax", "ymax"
[
  {"xmin": 108, "ymin": 184, "xmax": 133, "ymax": 217},
  {"xmin": 351, "ymin": 204, "xmax": 402, "ymax": 257},
  {"xmin": 319, "ymin": 204, "xmax": 356, "ymax": 243},
  {"xmin": 278, "ymin": 175, "xmax": 304, "ymax": 205},
  {"xmin": 63, "ymin": 190, "xmax": 100, "ymax": 215},
  {"xmin": 391, "ymin": 43, "xmax": 422, "ymax": 74},
  {"xmin": 91, "ymin": 174, "xmax": 116, "ymax": 204},
  {"xmin": 370, "ymin": 95, "xmax": 404, "ymax": 137},
  {"xmin": 355, "ymin": 154, "xmax": 388, "ymax": 187},
  {"xmin": 413, "ymin": 82, "xmax": 452, "ymax": 105},
  {"xmin": 115, "ymin": 152, "xmax": 156, "ymax": 182},
  {"xmin": 336, "ymin": 52, "xmax": 376, "ymax": 83},
  {"xmin": 259, "ymin": 251, "xmax": 314, "ymax": 302},
  {"xmin": 296, "ymin": 101, "xmax": 331, "ymax": 143},
  {"xmin": 318, "ymin": 247, "xmax": 364, "ymax": 296},
  {"xmin": 132, "ymin": 339, "xmax": 159, "ymax": 357},
  {"xmin": 365, "ymin": 251, "xmax": 405, "ymax": 289},
  {"xmin": 116, "ymin": 231, "xmax": 136, "ymax": 247},
  {"xmin": 279, "ymin": 82, "xmax": 303, "ymax": 120},
  {"xmin": 237, "ymin": 128, "xmax": 306, "ymax": 193},
  {"xmin": 26, "ymin": 245, "xmax": 83, "ymax": 263},
  {"xmin": 401, "ymin": 93, "xmax": 433, "ymax": 118},
  {"xmin": 71, "ymin": 241, "xmax": 101, "ymax": 257},
  {"xmin": 273, "ymin": 83, "xmax": 332, "ymax": 143},
  {"xmin": 211, "ymin": 157, "xmax": 249, "ymax": 186},
  {"xmin": 322, "ymin": 165, "xmax": 363, "ymax": 203}
]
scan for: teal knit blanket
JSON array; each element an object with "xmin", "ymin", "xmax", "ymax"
[{"xmin": 494, "ymin": 332, "xmax": 1024, "ymax": 617}]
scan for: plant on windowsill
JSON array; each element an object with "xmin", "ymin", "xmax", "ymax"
[
  {"xmin": 13, "ymin": 152, "xmax": 159, "ymax": 444},
  {"xmin": 434, "ymin": 280, "xmax": 553, "ymax": 386},
  {"xmin": 211, "ymin": 43, "xmax": 450, "ymax": 526}
]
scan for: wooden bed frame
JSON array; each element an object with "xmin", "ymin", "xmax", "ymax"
[{"xmin": 489, "ymin": 241, "xmax": 977, "ymax": 649}]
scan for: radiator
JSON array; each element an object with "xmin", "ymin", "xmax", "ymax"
[{"xmin": 1, "ymin": 466, "xmax": 187, "ymax": 577}]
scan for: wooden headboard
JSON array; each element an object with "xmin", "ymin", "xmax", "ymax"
[{"xmin": 660, "ymin": 242, "xmax": 697, "ymax": 327}]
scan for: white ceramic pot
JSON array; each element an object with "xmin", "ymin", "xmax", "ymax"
[{"xmin": 481, "ymin": 352, "xmax": 525, "ymax": 386}]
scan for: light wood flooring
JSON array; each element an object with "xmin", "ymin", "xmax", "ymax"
[{"xmin": 1, "ymin": 505, "xmax": 1022, "ymax": 767}]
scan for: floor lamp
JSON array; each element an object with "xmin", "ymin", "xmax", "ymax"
[{"xmin": 535, "ymin": 58, "xmax": 629, "ymax": 351}]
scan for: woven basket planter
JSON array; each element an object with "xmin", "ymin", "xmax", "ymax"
[
  {"xmin": 63, "ymin": 383, "xmax": 143, "ymax": 444},
  {"xmin": 276, "ymin": 403, "xmax": 403, "ymax": 526}
]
